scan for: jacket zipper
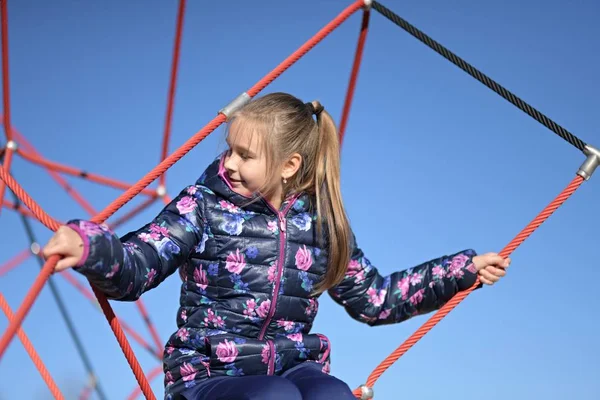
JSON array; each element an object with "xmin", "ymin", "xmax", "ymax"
[
  {"xmin": 267, "ymin": 340, "xmax": 275, "ymax": 375},
  {"xmin": 258, "ymin": 195, "xmax": 299, "ymax": 341}
]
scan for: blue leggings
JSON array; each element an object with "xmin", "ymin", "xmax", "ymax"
[{"xmin": 182, "ymin": 362, "xmax": 355, "ymax": 400}]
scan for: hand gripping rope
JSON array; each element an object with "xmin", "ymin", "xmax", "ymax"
[{"xmin": 0, "ymin": 0, "xmax": 597, "ymax": 399}]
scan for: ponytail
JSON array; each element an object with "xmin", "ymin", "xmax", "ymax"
[
  {"xmin": 231, "ymin": 93, "xmax": 352, "ymax": 294},
  {"xmin": 311, "ymin": 101, "xmax": 352, "ymax": 294}
]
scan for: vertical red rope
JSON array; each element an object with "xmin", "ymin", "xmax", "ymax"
[
  {"xmin": 0, "ymin": 294, "xmax": 65, "ymax": 400},
  {"xmin": 246, "ymin": 0, "xmax": 364, "ymax": 97},
  {"xmin": 135, "ymin": 300, "xmax": 164, "ymax": 355},
  {"xmin": 159, "ymin": 0, "xmax": 186, "ymax": 188},
  {"xmin": 1, "ymin": 0, "xmax": 11, "ymax": 142},
  {"xmin": 59, "ymin": 270, "xmax": 162, "ymax": 360},
  {"xmin": 353, "ymin": 175, "xmax": 586, "ymax": 397},
  {"xmin": 339, "ymin": 9, "xmax": 370, "ymax": 144},
  {"xmin": 0, "ymin": 0, "xmax": 13, "ymax": 217}
]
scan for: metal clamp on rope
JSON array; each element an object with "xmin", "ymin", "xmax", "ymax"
[
  {"xmin": 6, "ymin": 140, "xmax": 17, "ymax": 151},
  {"xmin": 577, "ymin": 144, "xmax": 600, "ymax": 180},
  {"xmin": 219, "ymin": 92, "xmax": 251, "ymax": 120},
  {"xmin": 156, "ymin": 185, "xmax": 167, "ymax": 198},
  {"xmin": 359, "ymin": 384, "xmax": 374, "ymax": 400},
  {"xmin": 363, "ymin": 0, "xmax": 373, "ymax": 9}
]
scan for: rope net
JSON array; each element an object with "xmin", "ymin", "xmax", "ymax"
[{"xmin": 0, "ymin": 1, "xmax": 595, "ymax": 399}]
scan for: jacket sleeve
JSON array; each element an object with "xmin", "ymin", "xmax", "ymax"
[
  {"xmin": 328, "ymin": 233, "xmax": 479, "ymax": 326},
  {"xmin": 66, "ymin": 185, "xmax": 206, "ymax": 301}
]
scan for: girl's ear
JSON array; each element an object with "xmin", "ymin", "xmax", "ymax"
[{"xmin": 281, "ymin": 153, "xmax": 302, "ymax": 181}]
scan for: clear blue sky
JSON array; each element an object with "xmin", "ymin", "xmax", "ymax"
[{"xmin": 1, "ymin": 0, "xmax": 599, "ymax": 399}]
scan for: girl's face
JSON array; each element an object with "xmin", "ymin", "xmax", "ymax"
[{"xmin": 223, "ymin": 119, "xmax": 281, "ymax": 203}]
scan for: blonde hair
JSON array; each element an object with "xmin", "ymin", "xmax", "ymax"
[{"xmin": 229, "ymin": 92, "xmax": 351, "ymax": 294}]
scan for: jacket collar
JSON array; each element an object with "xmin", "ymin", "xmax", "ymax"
[{"xmin": 196, "ymin": 152, "xmax": 311, "ymax": 216}]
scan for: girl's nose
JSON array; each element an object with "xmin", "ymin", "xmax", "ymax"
[{"xmin": 224, "ymin": 153, "xmax": 237, "ymax": 174}]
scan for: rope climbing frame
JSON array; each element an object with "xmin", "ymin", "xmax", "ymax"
[{"xmin": 0, "ymin": 1, "xmax": 597, "ymax": 399}]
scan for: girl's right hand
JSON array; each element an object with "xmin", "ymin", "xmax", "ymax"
[{"xmin": 42, "ymin": 226, "xmax": 85, "ymax": 272}]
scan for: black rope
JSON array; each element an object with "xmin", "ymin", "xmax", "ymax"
[
  {"xmin": 10, "ymin": 190, "xmax": 108, "ymax": 400},
  {"xmin": 372, "ymin": 1, "xmax": 587, "ymax": 152}
]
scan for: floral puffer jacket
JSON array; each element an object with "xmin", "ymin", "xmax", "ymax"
[{"xmin": 67, "ymin": 154, "xmax": 479, "ymax": 399}]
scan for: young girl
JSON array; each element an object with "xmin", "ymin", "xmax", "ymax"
[{"xmin": 43, "ymin": 92, "xmax": 510, "ymax": 400}]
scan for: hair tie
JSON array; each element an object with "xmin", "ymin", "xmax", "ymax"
[{"xmin": 306, "ymin": 101, "xmax": 324, "ymax": 117}]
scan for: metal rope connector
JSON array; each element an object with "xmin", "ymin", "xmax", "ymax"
[
  {"xmin": 30, "ymin": 242, "xmax": 40, "ymax": 255},
  {"xmin": 577, "ymin": 144, "xmax": 600, "ymax": 180},
  {"xmin": 6, "ymin": 140, "xmax": 17, "ymax": 150},
  {"xmin": 363, "ymin": 0, "xmax": 373, "ymax": 9},
  {"xmin": 359, "ymin": 384, "xmax": 374, "ymax": 400},
  {"xmin": 219, "ymin": 92, "xmax": 251, "ymax": 120},
  {"xmin": 156, "ymin": 185, "xmax": 167, "ymax": 198}
]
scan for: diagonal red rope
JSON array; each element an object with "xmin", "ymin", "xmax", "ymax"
[
  {"xmin": 339, "ymin": 9, "xmax": 370, "ymax": 144},
  {"xmin": 0, "ymin": 293, "xmax": 65, "ymax": 400},
  {"xmin": 158, "ymin": 0, "xmax": 186, "ymax": 188},
  {"xmin": 0, "ymin": 248, "xmax": 31, "ymax": 277},
  {"xmin": 0, "ymin": 166, "xmax": 155, "ymax": 399},
  {"xmin": 353, "ymin": 174, "xmax": 586, "ymax": 398}
]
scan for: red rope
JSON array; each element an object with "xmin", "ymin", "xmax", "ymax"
[
  {"xmin": 0, "ymin": 166, "xmax": 155, "ymax": 399},
  {"xmin": 353, "ymin": 175, "xmax": 586, "ymax": 397},
  {"xmin": 0, "ymin": 248, "xmax": 31, "ymax": 277},
  {"xmin": 60, "ymin": 270, "xmax": 162, "ymax": 360},
  {"xmin": 1, "ymin": 0, "xmax": 12, "ymax": 142},
  {"xmin": 339, "ymin": 9, "xmax": 370, "ymax": 143},
  {"xmin": 135, "ymin": 300, "xmax": 164, "ymax": 356},
  {"xmin": 10, "ymin": 127, "xmax": 98, "ymax": 215},
  {"xmin": 2, "ymin": 199, "xmax": 38, "ymax": 219},
  {"xmin": 159, "ymin": 0, "xmax": 186, "ymax": 188},
  {"xmin": 0, "ymin": 294, "xmax": 65, "ymax": 400},
  {"xmin": 0, "ymin": 145, "xmax": 14, "ymax": 217},
  {"xmin": 126, "ymin": 365, "xmax": 163, "ymax": 400},
  {"xmin": 16, "ymin": 148, "xmax": 158, "ymax": 197},
  {"xmin": 246, "ymin": 0, "xmax": 364, "ymax": 97}
]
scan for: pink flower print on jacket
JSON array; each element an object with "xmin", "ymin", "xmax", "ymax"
[
  {"xmin": 367, "ymin": 286, "xmax": 387, "ymax": 307},
  {"xmin": 267, "ymin": 263, "xmax": 277, "ymax": 283},
  {"xmin": 267, "ymin": 220, "xmax": 278, "ymax": 234},
  {"xmin": 243, "ymin": 299, "xmax": 257, "ymax": 318},
  {"xmin": 256, "ymin": 299, "xmax": 271, "ymax": 319},
  {"xmin": 261, "ymin": 344, "xmax": 270, "ymax": 365},
  {"xmin": 346, "ymin": 259, "xmax": 366, "ymax": 284},
  {"xmin": 180, "ymin": 362, "xmax": 197, "ymax": 382},
  {"xmin": 277, "ymin": 319, "xmax": 295, "ymax": 332},
  {"xmin": 193, "ymin": 266, "xmax": 208, "ymax": 290},
  {"xmin": 225, "ymin": 249, "xmax": 246, "ymax": 275},
  {"xmin": 176, "ymin": 328, "xmax": 189, "ymax": 342},
  {"xmin": 409, "ymin": 288, "xmax": 425, "ymax": 306},
  {"xmin": 149, "ymin": 223, "xmax": 169, "ymax": 237},
  {"xmin": 216, "ymin": 339, "xmax": 239, "ymax": 363},
  {"xmin": 176, "ymin": 196, "xmax": 197, "ymax": 214},
  {"xmin": 295, "ymin": 245, "xmax": 312, "ymax": 271},
  {"xmin": 204, "ymin": 309, "xmax": 225, "ymax": 329},
  {"xmin": 397, "ymin": 276, "xmax": 410, "ymax": 300},
  {"xmin": 305, "ymin": 298, "xmax": 318, "ymax": 316},
  {"xmin": 218, "ymin": 200, "xmax": 242, "ymax": 214},
  {"xmin": 447, "ymin": 253, "xmax": 474, "ymax": 279},
  {"xmin": 287, "ymin": 333, "xmax": 303, "ymax": 342},
  {"xmin": 432, "ymin": 265, "xmax": 445, "ymax": 280},
  {"xmin": 79, "ymin": 220, "xmax": 105, "ymax": 237}
]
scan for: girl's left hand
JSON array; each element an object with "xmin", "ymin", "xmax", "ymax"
[{"xmin": 472, "ymin": 252, "xmax": 510, "ymax": 285}]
